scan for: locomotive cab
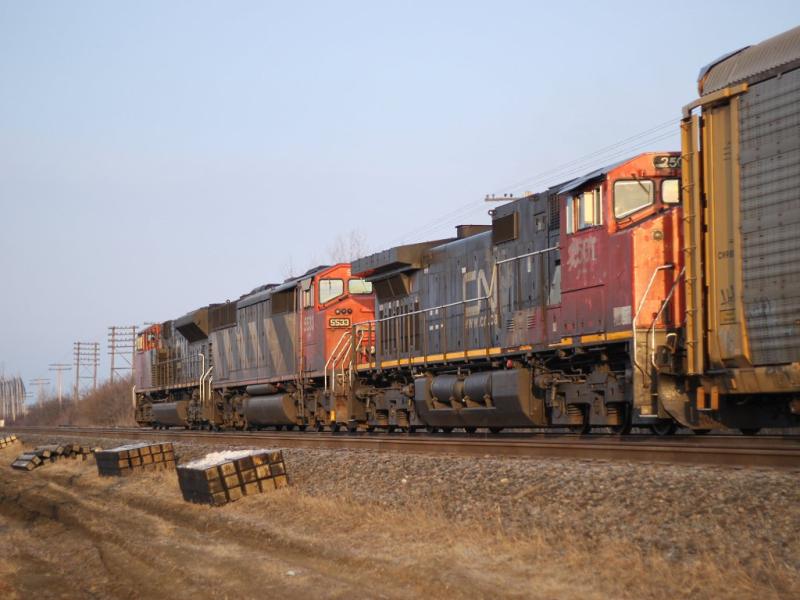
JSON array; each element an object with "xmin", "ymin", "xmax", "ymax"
[
  {"xmin": 299, "ymin": 263, "xmax": 375, "ymax": 375},
  {"xmin": 552, "ymin": 152, "xmax": 684, "ymax": 430}
]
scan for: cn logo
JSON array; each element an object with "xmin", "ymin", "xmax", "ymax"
[{"xmin": 462, "ymin": 268, "xmax": 496, "ymax": 317}]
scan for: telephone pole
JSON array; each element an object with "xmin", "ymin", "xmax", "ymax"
[
  {"xmin": 48, "ymin": 363, "xmax": 72, "ymax": 407},
  {"xmin": 29, "ymin": 378, "xmax": 51, "ymax": 408},
  {"xmin": 73, "ymin": 342, "xmax": 100, "ymax": 402},
  {"xmin": 108, "ymin": 325, "xmax": 137, "ymax": 381}
]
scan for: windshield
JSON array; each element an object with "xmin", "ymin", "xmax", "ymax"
[
  {"xmin": 348, "ymin": 279, "xmax": 373, "ymax": 294},
  {"xmin": 319, "ymin": 279, "xmax": 344, "ymax": 303},
  {"xmin": 614, "ymin": 180, "xmax": 653, "ymax": 218}
]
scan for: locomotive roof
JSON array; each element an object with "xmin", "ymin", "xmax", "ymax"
[
  {"xmin": 699, "ymin": 25, "xmax": 800, "ymax": 95},
  {"xmin": 236, "ymin": 265, "xmax": 334, "ymax": 309},
  {"xmin": 352, "ymin": 239, "xmax": 453, "ymax": 278},
  {"xmin": 557, "ymin": 159, "xmax": 626, "ymax": 195}
]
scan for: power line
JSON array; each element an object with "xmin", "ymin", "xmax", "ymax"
[
  {"xmin": 499, "ymin": 118, "xmax": 678, "ymax": 193},
  {"xmin": 388, "ymin": 117, "xmax": 681, "ymax": 246}
]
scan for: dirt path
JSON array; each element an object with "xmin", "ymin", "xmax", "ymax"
[
  {"xmin": 0, "ymin": 457, "xmax": 563, "ymax": 599},
  {"xmin": 0, "ymin": 443, "xmax": 797, "ymax": 599}
]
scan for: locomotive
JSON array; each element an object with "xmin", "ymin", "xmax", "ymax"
[{"xmin": 133, "ymin": 25, "xmax": 800, "ymax": 434}]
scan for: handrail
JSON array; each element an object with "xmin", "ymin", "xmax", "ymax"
[
  {"xmin": 324, "ymin": 330, "xmax": 351, "ymax": 392},
  {"xmin": 347, "ymin": 330, "xmax": 366, "ymax": 384},
  {"xmin": 649, "ymin": 267, "xmax": 686, "ymax": 370},
  {"xmin": 198, "ymin": 353, "xmax": 205, "ymax": 404},
  {"xmin": 632, "ymin": 264, "xmax": 675, "ymax": 380},
  {"xmin": 199, "ymin": 366, "xmax": 214, "ymax": 407},
  {"xmin": 331, "ymin": 333, "xmax": 354, "ymax": 393}
]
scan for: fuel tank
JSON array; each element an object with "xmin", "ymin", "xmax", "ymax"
[
  {"xmin": 415, "ymin": 369, "xmax": 546, "ymax": 428},
  {"xmin": 244, "ymin": 394, "xmax": 297, "ymax": 426},
  {"xmin": 151, "ymin": 401, "xmax": 189, "ymax": 427}
]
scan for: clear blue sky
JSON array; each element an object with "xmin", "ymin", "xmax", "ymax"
[{"xmin": 1, "ymin": 1, "xmax": 798, "ymax": 398}]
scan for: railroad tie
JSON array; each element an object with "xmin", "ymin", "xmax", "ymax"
[
  {"xmin": 176, "ymin": 449, "xmax": 289, "ymax": 506},
  {"xmin": 95, "ymin": 442, "xmax": 176, "ymax": 476}
]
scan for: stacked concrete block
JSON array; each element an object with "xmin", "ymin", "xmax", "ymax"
[
  {"xmin": 95, "ymin": 442, "xmax": 175, "ymax": 477},
  {"xmin": 177, "ymin": 449, "xmax": 288, "ymax": 506}
]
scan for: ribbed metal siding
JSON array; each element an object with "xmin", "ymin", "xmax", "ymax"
[
  {"xmin": 739, "ymin": 66, "xmax": 800, "ymax": 365},
  {"xmin": 702, "ymin": 26, "xmax": 800, "ymax": 95}
]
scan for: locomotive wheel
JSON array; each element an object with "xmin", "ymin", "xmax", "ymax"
[
  {"xmin": 426, "ymin": 426, "xmax": 439, "ymax": 434},
  {"xmin": 347, "ymin": 421, "xmax": 359, "ymax": 434},
  {"xmin": 570, "ymin": 406, "xmax": 591, "ymax": 435},
  {"xmin": 314, "ymin": 421, "xmax": 325, "ymax": 432},
  {"xmin": 489, "ymin": 427, "xmax": 503, "ymax": 434},
  {"xmin": 651, "ymin": 420, "xmax": 677, "ymax": 436},
  {"xmin": 464, "ymin": 426, "xmax": 477, "ymax": 434},
  {"xmin": 330, "ymin": 423, "xmax": 341, "ymax": 433},
  {"xmin": 297, "ymin": 424, "xmax": 307, "ymax": 432},
  {"xmin": 692, "ymin": 429, "xmax": 710, "ymax": 435},
  {"xmin": 441, "ymin": 427, "xmax": 454, "ymax": 434},
  {"xmin": 740, "ymin": 428, "xmax": 761, "ymax": 436},
  {"xmin": 609, "ymin": 404, "xmax": 632, "ymax": 435}
]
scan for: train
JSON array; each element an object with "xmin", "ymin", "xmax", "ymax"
[{"xmin": 133, "ymin": 25, "xmax": 800, "ymax": 435}]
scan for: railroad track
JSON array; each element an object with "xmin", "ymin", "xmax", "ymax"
[{"xmin": 8, "ymin": 425, "xmax": 800, "ymax": 469}]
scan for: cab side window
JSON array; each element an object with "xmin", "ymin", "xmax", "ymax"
[
  {"xmin": 566, "ymin": 186, "xmax": 602, "ymax": 233},
  {"xmin": 302, "ymin": 286, "xmax": 314, "ymax": 308},
  {"xmin": 348, "ymin": 279, "xmax": 373, "ymax": 294},
  {"xmin": 662, "ymin": 178, "xmax": 680, "ymax": 204}
]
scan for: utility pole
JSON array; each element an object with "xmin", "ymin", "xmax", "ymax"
[
  {"xmin": 73, "ymin": 342, "xmax": 100, "ymax": 402},
  {"xmin": 48, "ymin": 364, "xmax": 72, "ymax": 407},
  {"xmin": 108, "ymin": 325, "xmax": 137, "ymax": 381},
  {"xmin": 29, "ymin": 378, "xmax": 51, "ymax": 408}
]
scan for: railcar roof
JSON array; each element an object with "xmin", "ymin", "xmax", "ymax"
[{"xmin": 699, "ymin": 25, "xmax": 800, "ymax": 95}]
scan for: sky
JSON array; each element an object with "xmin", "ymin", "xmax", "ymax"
[{"xmin": 1, "ymin": 1, "xmax": 798, "ymax": 399}]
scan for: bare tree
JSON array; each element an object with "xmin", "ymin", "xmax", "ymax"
[
  {"xmin": 282, "ymin": 256, "xmax": 296, "ymax": 280},
  {"xmin": 328, "ymin": 229, "xmax": 369, "ymax": 263}
]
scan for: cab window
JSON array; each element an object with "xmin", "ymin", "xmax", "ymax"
[
  {"xmin": 348, "ymin": 279, "xmax": 373, "ymax": 294},
  {"xmin": 614, "ymin": 180, "xmax": 654, "ymax": 218},
  {"xmin": 302, "ymin": 286, "xmax": 315, "ymax": 308},
  {"xmin": 319, "ymin": 279, "xmax": 344, "ymax": 304},
  {"xmin": 578, "ymin": 187, "xmax": 602, "ymax": 229},
  {"xmin": 662, "ymin": 178, "xmax": 680, "ymax": 204},
  {"xmin": 566, "ymin": 186, "xmax": 602, "ymax": 233}
]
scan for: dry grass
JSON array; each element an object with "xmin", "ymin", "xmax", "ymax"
[
  {"xmin": 1, "ymin": 450, "xmax": 795, "ymax": 600},
  {"xmin": 16, "ymin": 378, "xmax": 135, "ymax": 427}
]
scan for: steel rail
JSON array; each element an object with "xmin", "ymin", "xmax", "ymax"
[{"xmin": 8, "ymin": 426, "xmax": 800, "ymax": 469}]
